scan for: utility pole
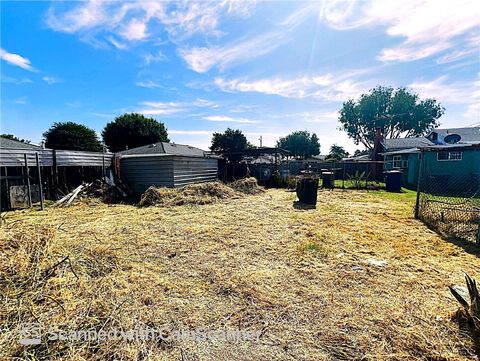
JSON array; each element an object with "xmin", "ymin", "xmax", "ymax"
[{"xmin": 259, "ymin": 135, "xmax": 262, "ymax": 148}]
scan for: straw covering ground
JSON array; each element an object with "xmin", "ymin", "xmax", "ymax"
[{"xmin": 1, "ymin": 188, "xmax": 479, "ymax": 360}]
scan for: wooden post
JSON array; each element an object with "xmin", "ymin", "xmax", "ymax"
[
  {"xmin": 414, "ymin": 151, "xmax": 424, "ymax": 219},
  {"xmin": 36, "ymin": 152, "xmax": 44, "ymax": 210},
  {"xmin": 342, "ymin": 163, "xmax": 346, "ymax": 189},
  {"xmin": 4, "ymin": 167, "xmax": 10, "ymax": 209},
  {"xmin": 52, "ymin": 149, "xmax": 58, "ymax": 199},
  {"xmin": 24, "ymin": 154, "xmax": 32, "ymax": 207}
]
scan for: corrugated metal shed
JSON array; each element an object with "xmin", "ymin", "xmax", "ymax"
[{"xmin": 118, "ymin": 143, "xmax": 218, "ymax": 193}]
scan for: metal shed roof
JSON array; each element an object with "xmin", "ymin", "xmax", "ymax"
[{"xmin": 117, "ymin": 142, "xmax": 206, "ymax": 157}]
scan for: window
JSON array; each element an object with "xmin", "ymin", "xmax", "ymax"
[
  {"xmin": 392, "ymin": 156, "xmax": 402, "ymax": 168},
  {"xmin": 437, "ymin": 151, "xmax": 462, "ymax": 161}
]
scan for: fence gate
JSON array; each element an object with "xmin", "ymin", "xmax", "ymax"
[{"xmin": 415, "ymin": 151, "xmax": 480, "ymax": 245}]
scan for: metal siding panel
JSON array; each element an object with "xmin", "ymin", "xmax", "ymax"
[
  {"xmin": 173, "ymin": 157, "xmax": 218, "ymax": 187},
  {"xmin": 0, "ymin": 148, "xmax": 112, "ymax": 167},
  {"xmin": 120, "ymin": 156, "xmax": 175, "ymax": 193},
  {"xmin": 0, "ymin": 149, "xmax": 53, "ymax": 167}
]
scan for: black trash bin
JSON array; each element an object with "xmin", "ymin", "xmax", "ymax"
[
  {"xmin": 385, "ymin": 170, "xmax": 402, "ymax": 192},
  {"xmin": 321, "ymin": 171, "xmax": 335, "ymax": 189},
  {"xmin": 296, "ymin": 177, "xmax": 319, "ymax": 205}
]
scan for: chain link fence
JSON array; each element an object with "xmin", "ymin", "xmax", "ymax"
[{"xmin": 415, "ymin": 150, "xmax": 480, "ymax": 245}]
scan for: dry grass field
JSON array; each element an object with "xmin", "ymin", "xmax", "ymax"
[{"xmin": 1, "ymin": 188, "xmax": 479, "ymax": 360}]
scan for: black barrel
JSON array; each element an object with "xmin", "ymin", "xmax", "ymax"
[
  {"xmin": 296, "ymin": 178, "xmax": 319, "ymax": 205},
  {"xmin": 385, "ymin": 170, "xmax": 402, "ymax": 192},
  {"xmin": 321, "ymin": 171, "xmax": 335, "ymax": 189}
]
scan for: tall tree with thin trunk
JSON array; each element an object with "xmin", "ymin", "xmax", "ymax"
[{"xmin": 338, "ymin": 86, "xmax": 444, "ymax": 150}]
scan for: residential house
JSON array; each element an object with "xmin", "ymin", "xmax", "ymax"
[{"xmin": 382, "ymin": 126, "xmax": 480, "ymax": 189}]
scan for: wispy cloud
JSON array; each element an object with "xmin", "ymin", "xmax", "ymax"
[
  {"xmin": 203, "ymin": 115, "xmax": 257, "ymax": 124},
  {"xmin": 0, "ymin": 48, "xmax": 36, "ymax": 71},
  {"xmin": 138, "ymin": 101, "xmax": 185, "ymax": 115},
  {"xmin": 179, "ymin": 31, "xmax": 289, "ymax": 73},
  {"xmin": 143, "ymin": 50, "xmax": 166, "ymax": 64},
  {"xmin": 322, "ymin": 0, "xmax": 480, "ymax": 63},
  {"xmin": 136, "ymin": 80, "xmax": 161, "ymax": 88},
  {"xmin": 45, "ymin": 1, "xmax": 257, "ymax": 48},
  {"xmin": 169, "ymin": 129, "xmax": 212, "ymax": 135},
  {"xmin": 409, "ymin": 75, "xmax": 480, "ymax": 122},
  {"xmin": 1, "ymin": 75, "xmax": 33, "ymax": 84},
  {"xmin": 43, "ymin": 76, "xmax": 62, "ymax": 84},
  {"xmin": 409, "ymin": 75, "xmax": 480, "ymax": 105},
  {"xmin": 14, "ymin": 97, "xmax": 28, "ymax": 105},
  {"xmin": 214, "ymin": 72, "xmax": 369, "ymax": 101}
]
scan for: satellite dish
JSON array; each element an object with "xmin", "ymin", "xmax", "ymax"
[{"xmin": 444, "ymin": 134, "xmax": 461, "ymax": 144}]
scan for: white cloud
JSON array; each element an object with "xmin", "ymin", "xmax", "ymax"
[
  {"xmin": 409, "ymin": 75, "xmax": 480, "ymax": 105},
  {"xmin": 136, "ymin": 81, "xmax": 161, "ymax": 88},
  {"xmin": 45, "ymin": 1, "xmax": 257, "ymax": 48},
  {"xmin": 463, "ymin": 103, "xmax": 480, "ymax": 120},
  {"xmin": 169, "ymin": 129, "xmax": 212, "ymax": 135},
  {"xmin": 0, "ymin": 48, "xmax": 36, "ymax": 71},
  {"xmin": 143, "ymin": 50, "xmax": 166, "ymax": 64},
  {"xmin": 409, "ymin": 75, "xmax": 480, "ymax": 123},
  {"xmin": 138, "ymin": 101, "xmax": 185, "ymax": 115},
  {"xmin": 322, "ymin": 0, "xmax": 480, "ymax": 63},
  {"xmin": 120, "ymin": 18, "xmax": 148, "ymax": 41},
  {"xmin": 214, "ymin": 73, "xmax": 368, "ymax": 101},
  {"xmin": 203, "ymin": 115, "xmax": 257, "ymax": 124},
  {"xmin": 14, "ymin": 97, "xmax": 28, "ymax": 105},
  {"xmin": 179, "ymin": 31, "xmax": 288, "ymax": 73},
  {"xmin": 42, "ymin": 76, "xmax": 62, "ymax": 84},
  {"xmin": 193, "ymin": 98, "xmax": 218, "ymax": 108}
]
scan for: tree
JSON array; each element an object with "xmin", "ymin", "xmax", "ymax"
[
  {"xmin": 210, "ymin": 128, "xmax": 251, "ymax": 154},
  {"xmin": 43, "ymin": 122, "xmax": 102, "ymax": 151},
  {"xmin": 353, "ymin": 149, "xmax": 369, "ymax": 157},
  {"xmin": 338, "ymin": 86, "xmax": 444, "ymax": 150},
  {"xmin": 1, "ymin": 134, "xmax": 31, "ymax": 144},
  {"xmin": 276, "ymin": 130, "xmax": 320, "ymax": 159},
  {"xmin": 102, "ymin": 113, "xmax": 169, "ymax": 152},
  {"xmin": 326, "ymin": 144, "xmax": 349, "ymax": 161}
]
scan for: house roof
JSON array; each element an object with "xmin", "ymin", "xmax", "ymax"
[
  {"xmin": 383, "ymin": 137, "xmax": 433, "ymax": 150},
  {"xmin": 117, "ymin": 142, "xmax": 207, "ymax": 157},
  {"xmin": 419, "ymin": 142, "xmax": 480, "ymax": 152},
  {"xmin": 428, "ymin": 126, "xmax": 480, "ymax": 143},
  {"xmin": 382, "ymin": 147, "xmax": 421, "ymax": 156},
  {"xmin": 0, "ymin": 137, "xmax": 42, "ymax": 150}
]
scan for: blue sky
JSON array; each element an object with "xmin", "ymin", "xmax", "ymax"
[{"xmin": 1, "ymin": 0, "xmax": 479, "ymax": 153}]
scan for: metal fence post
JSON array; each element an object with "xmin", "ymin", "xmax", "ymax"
[
  {"xmin": 36, "ymin": 152, "xmax": 44, "ymax": 210},
  {"xmin": 414, "ymin": 151, "xmax": 424, "ymax": 219},
  {"xmin": 23, "ymin": 153, "xmax": 32, "ymax": 207}
]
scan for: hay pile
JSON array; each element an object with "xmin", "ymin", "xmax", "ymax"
[
  {"xmin": 139, "ymin": 181, "xmax": 240, "ymax": 206},
  {"xmin": 229, "ymin": 177, "xmax": 264, "ymax": 194}
]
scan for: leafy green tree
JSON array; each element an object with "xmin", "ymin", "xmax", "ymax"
[
  {"xmin": 353, "ymin": 149, "xmax": 369, "ymax": 157},
  {"xmin": 210, "ymin": 128, "xmax": 251, "ymax": 154},
  {"xmin": 43, "ymin": 122, "xmax": 102, "ymax": 151},
  {"xmin": 326, "ymin": 144, "xmax": 349, "ymax": 161},
  {"xmin": 0, "ymin": 134, "xmax": 31, "ymax": 143},
  {"xmin": 102, "ymin": 113, "xmax": 169, "ymax": 152},
  {"xmin": 276, "ymin": 130, "xmax": 320, "ymax": 159},
  {"xmin": 338, "ymin": 86, "xmax": 444, "ymax": 150}
]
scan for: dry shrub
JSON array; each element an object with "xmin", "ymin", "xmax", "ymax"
[
  {"xmin": 229, "ymin": 177, "xmax": 264, "ymax": 195},
  {"xmin": 138, "ymin": 182, "xmax": 241, "ymax": 207}
]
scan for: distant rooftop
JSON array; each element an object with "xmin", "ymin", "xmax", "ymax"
[
  {"xmin": 428, "ymin": 126, "xmax": 480, "ymax": 143},
  {"xmin": 117, "ymin": 142, "xmax": 207, "ymax": 157},
  {"xmin": 0, "ymin": 137, "xmax": 42, "ymax": 150},
  {"xmin": 383, "ymin": 126, "xmax": 480, "ymax": 151},
  {"xmin": 383, "ymin": 137, "xmax": 433, "ymax": 150}
]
